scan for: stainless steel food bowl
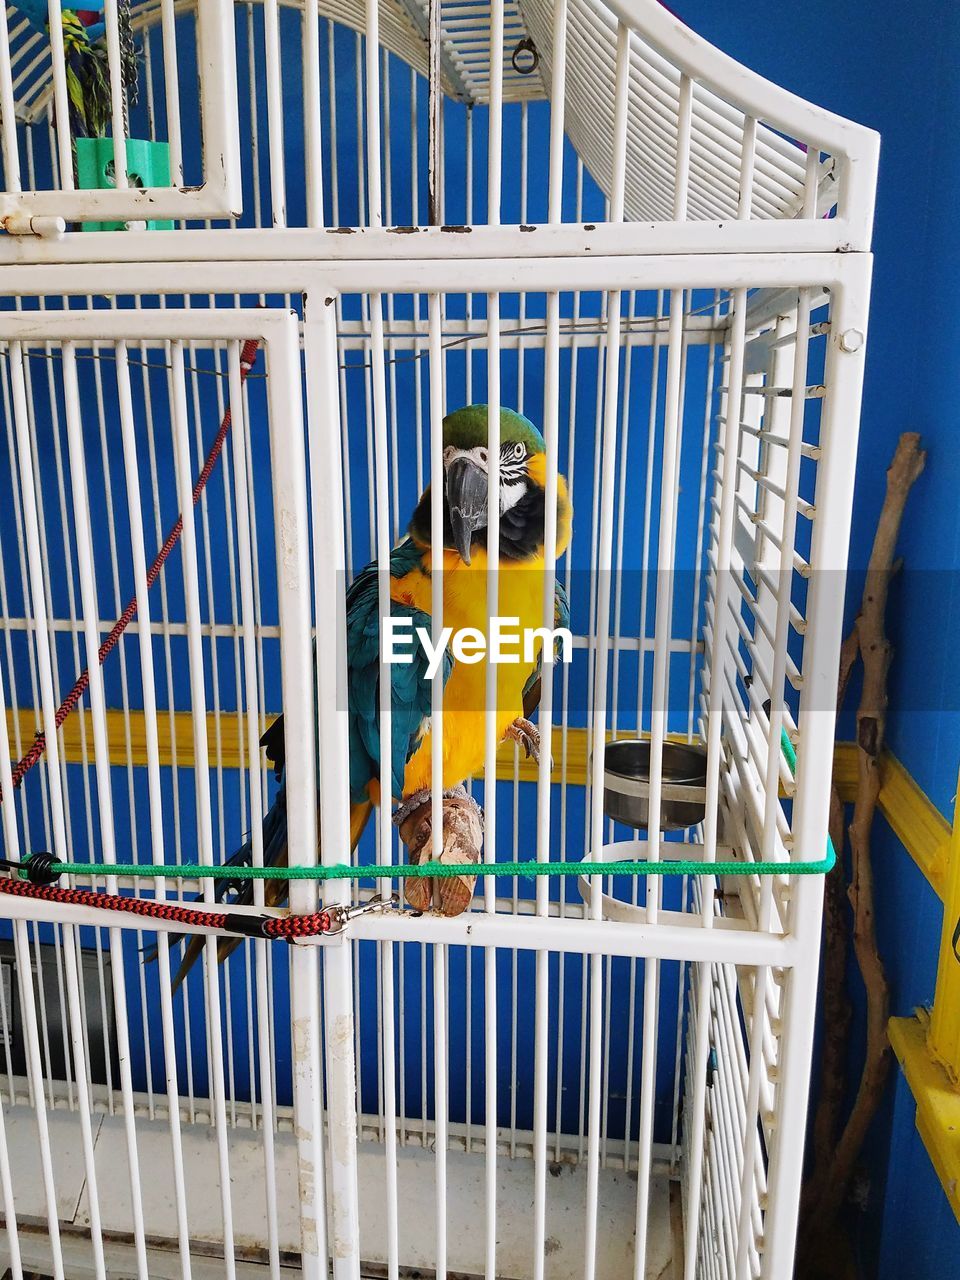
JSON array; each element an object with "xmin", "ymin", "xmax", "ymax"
[{"xmin": 601, "ymin": 739, "xmax": 708, "ymax": 831}]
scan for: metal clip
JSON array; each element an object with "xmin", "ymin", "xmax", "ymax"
[{"xmin": 323, "ymin": 893, "xmax": 399, "ymax": 935}]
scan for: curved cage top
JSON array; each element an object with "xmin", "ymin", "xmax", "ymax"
[{"xmin": 0, "ymin": 0, "xmax": 878, "ymax": 235}]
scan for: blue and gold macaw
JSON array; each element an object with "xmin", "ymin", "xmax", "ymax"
[{"xmin": 168, "ymin": 405, "xmax": 571, "ymax": 987}]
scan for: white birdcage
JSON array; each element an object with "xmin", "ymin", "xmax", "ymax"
[{"xmin": 0, "ymin": 1, "xmax": 876, "ymax": 1278}]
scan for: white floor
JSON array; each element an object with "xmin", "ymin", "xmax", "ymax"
[{"xmin": 0, "ymin": 1102, "xmax": 680, "ymax": 1278}]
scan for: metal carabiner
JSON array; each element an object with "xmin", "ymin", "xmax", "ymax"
[{"xmin": 323, "ymin": 893, "xmax": 399, "ymax": 935}]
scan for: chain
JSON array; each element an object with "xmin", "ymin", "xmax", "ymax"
[{"xmin": 118, "ymin": 0, "xmax": 138, "ymax": 134}]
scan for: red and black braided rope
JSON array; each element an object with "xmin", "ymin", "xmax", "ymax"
[{"xmin": 0, "ymin": 872, "xmax": 335, "ymax": 940}]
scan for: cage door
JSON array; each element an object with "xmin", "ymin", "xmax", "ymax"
[
  {"xmin": 0, "ymin": 0, "xmax": 241, "ymax": 231},
  {"xmin": 0, "ymin": 303, "xmax": 335, "ymax": 1277}
]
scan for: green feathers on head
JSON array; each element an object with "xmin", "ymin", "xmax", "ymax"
[{"xmin": 442, "ymin": 405, "xmax": 545, "ymax": 454}]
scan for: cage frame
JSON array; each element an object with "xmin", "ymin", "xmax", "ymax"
[{"xmin": 0, "ymin": 242, "xmax": 871, "ymax": 1279}]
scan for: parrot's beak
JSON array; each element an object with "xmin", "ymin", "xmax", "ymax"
[{"xmin": 445, "ymin": 452, "xmax": 489, "ymax": 565}]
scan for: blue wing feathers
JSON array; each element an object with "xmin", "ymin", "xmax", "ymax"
[
  {"xmin": 346, "ymin": 540, "xmax": 452, "ymax": 802},
  {"xmin": 521, "ymin": 580, "xmax": 571, "ymax": 705},
  {"xmin": 226, "ymin": 540, "xmax": 447, "ymax": 896},
  {"xmin": 555, "ymin": 579, "xmax": 571, "ymax": 631}
]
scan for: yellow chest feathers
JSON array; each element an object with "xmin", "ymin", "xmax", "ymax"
[
  {"xmin": 392, "ymin": 465, "xmax": 572, "ymax": 795},
  {"xmin": 392, "ymin": 551, "xmax": 553, "ymax": 794},
  {"xmin": 392, "ymin": 549, "xmax": 549, "ymax": 684}
]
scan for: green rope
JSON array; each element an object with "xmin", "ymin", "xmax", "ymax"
[
  {"xmin": 27, "ymin": 729, "xmax": 836, "ymax": 884},
  {"xmin": 32, "ymin": 849, "xmax": 835, "ymax": 882},
  {"xmin": 780, "ymin": 726, "xmax": 798, "ymax": 775}
]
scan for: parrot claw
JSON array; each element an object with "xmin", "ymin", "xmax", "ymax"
[
  {"xmin": 393, "ymin": 788, "xmax": 432, "ymax": 830},
  {"xmin": 505, "ymin": 717, "xmax": 546, "ymax": 766},
  {"xmin": 393, "ymin": 785, "xmax": 483, "ymax": 831}
]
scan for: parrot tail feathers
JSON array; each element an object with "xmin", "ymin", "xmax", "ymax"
[
  {"xmin": 171, "ymin": 936, "xmax": 206, "ymax": 993},
  {"xmin": 155, "ymin": 785, "xmax": 290, "ymax": 991},
  {"xmin": 153, "ymin": 786, "xmax": 373, "ymax": 992},
  {"xmin": 170, "ymin": 934, "xmax": 246, "ymax": 993}
]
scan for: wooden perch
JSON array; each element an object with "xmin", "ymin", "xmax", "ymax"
[
  {"xmin": 801, "ymin": 432, "xmax": 926, "ymax": 1254},
  {"xmin": 397, "ymin": 793, "xmax": 482, "ymax": 915}
]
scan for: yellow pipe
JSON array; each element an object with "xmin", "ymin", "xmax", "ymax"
[
  {"xmin": 888, "ymin": 761, "xmax": 960, "ymax": 1223},
  {"xmin": 928, "ymin": 766, "xmax": 960, "ymax": 1080}
]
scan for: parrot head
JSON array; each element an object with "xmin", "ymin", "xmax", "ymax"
[{"xmin": 409, "ymin": 404, "xmax": 571, "ymax": 565}]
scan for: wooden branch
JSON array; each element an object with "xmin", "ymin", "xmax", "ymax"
[
  {"xmin": 807, "ymin": 432, "xmax": 926, "ymax": 1231},
  {"xmin": 835, "ymin": 627, "xmax": 861, "ymax": 717},
  {"xmin": 398, "ymin": 793, "xmax": 482, "ymax": 916}
]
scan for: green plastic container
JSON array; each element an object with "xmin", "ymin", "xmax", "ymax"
[{"xmin": 75, "ymin": 137, "xmax": 174, "ymax": 231}]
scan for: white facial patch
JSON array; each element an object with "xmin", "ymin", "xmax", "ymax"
[
  {"xmin": 500, "ymin": 477, "xmax": 526, "ymax": 513},
  {"xmin": 445, "ymin": 443, "xmax": 528, "ymax": 515}
]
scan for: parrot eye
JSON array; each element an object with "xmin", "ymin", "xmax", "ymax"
[{"xmin": 513, "ymin": 442, "xmax": 525, "ymax": 460}]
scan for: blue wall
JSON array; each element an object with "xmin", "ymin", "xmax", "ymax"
[{"xmin": 673, "ymin": 2, "xmax": 960, "ymax": 1275}]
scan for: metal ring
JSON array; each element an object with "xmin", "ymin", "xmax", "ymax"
[{"xmin": 511, "ymin": 36, "xmax": 540, "ymax": 75}]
